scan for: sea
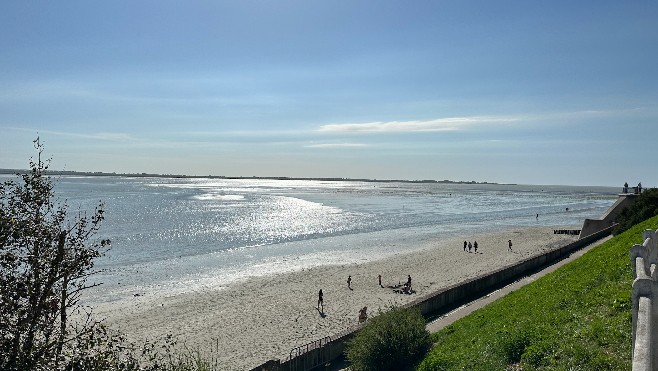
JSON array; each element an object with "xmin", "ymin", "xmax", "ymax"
[{"xmin": 1, "ymin": 175, "xmax": 619, "ymax": 304}]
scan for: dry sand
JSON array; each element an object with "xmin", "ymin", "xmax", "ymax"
[{"xmin": 91, "ymin": 226, "xmax": 580, "ymax": 370}]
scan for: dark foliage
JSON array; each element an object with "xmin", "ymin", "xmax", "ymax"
[
  {"xmin": 614, "ymin": 188, "xmax": 658, "ymax": 235},
  {"xmin": 346, "ymin": 306, "xmax": 432, "ymax": 371},
  {"xmin": 0, "ymin": 138, "xmax": 113, "ymax": 370}
]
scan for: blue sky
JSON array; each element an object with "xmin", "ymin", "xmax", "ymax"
[{"xmin": 1, "ymin": 1, "xmax": 656, "ymax": 186}]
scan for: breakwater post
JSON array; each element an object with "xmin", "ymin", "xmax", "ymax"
[{"xmin": 630, "ymin": 229, "xmax": 658, "ymax": 371}]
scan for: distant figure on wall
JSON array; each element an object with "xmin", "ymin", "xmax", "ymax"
[
  {"xmin": 624, "ymin": 182, "xmax": 629, "ymax": 194},
  {"xmin": 508, "ymin": 239, "xmax": 513, "ymax": 252},
  {"xmin": 638, "ymin": 182, "xmax": 642, "ymax": 194}
]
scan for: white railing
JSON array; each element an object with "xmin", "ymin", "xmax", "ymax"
[{"xmin": 631, "ymin": 229, "xmax": 658, "ymax": 371}]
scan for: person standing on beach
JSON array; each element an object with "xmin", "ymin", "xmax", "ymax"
[
  {"xmin": 474, "ymin": 241, "xmax": 478, "ymax": 253},
  {"xmin": 317, "ymin": 289, "xmax": 323, "ymax": 312},
  {"xmin": 378, "ymin": 274, "xmax": 382, "ymax": 287},
  {"xmin": 468, "ymin": 241, "xmax": 472, "ymax": 253},
  {"xmin": 463, "ymin": 241, "xmax": 467, "ymax": 252},
  {"xmin": 347, "ymin": 275, "xmax": 352, "ymax": 289},
  {"xmin": 508, "ymin": 239, "xmax": 513, "ymax": 252}
]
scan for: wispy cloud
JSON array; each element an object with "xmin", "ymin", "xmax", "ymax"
[
  {"xmin": 2, "ymin": 126, "xmax": 136, "ymax": 142},
  {"xmin": 317, "ymin": 116, "xmax": 519, "ymax": 133},
  {"xmin": 304, "ymin": 143, "xmax": 370, "ymax": 148}
]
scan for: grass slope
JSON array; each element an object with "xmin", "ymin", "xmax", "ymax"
[{"xmin": 418, "ymin": 215, "xmax": 658, "ymax": 371}]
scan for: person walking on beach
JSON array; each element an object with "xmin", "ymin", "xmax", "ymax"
[
  {"xmin": 463, "ymin": 241, "xmax": 467, "ymax": 252},
  {"xmin": 508, "ymin": 239, "xmax": 513, "ymax": 252},
  {"xmin": 378, "ymin": 274, "xmax": 382, "ymax": 287},
  {"xmin": 317, "ymin": 289, "xmax": 323, "ymax": 312},
  {"xmin": 347, "ymin": 275, "xmax": 352, "ymax": 289},
  {"xmin": 474, "ymin": 241, "xmax": 478, "ymax": 254},
  {"xmin": 468, "ymin": 241, "xmax": 472, "ymax": 253}
]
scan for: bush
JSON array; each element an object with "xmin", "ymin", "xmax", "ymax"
[
  {"xmin": 345, "ymin": 306, "xmax": 432, "ymax": 371},
  {"xmin": 614, "ymin": 188, "xmax": 658, "ymax": 235}
]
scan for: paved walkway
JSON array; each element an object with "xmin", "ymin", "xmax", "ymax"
[{"xmin": 425, "ymin": 236, "xmax": 612, "ymax": 333}]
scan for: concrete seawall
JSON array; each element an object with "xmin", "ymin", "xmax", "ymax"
[
  {"xmin": 581, "ymin": 194, "xmax": 637, "ymax": 238},
  {"xmin": 251, "ymin": 226, "xmax": 614, "ymax": 371}
]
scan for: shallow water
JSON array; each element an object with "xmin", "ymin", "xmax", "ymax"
[{"xmin": 1, "ymin": 175, "xmax": 618, "ymax": 303}]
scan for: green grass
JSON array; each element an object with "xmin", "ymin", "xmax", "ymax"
[{"xmin": 417, "ymin": 215, "xmax": 658, "ymax": 371}]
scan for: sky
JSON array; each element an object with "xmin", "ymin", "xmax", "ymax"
[{"xmin": 1, "ymin": 1, "xmax": 657, "ymax": 187}]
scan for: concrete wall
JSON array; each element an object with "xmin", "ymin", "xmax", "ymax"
[
  {"xmin": 581, "ymin": 194, "xmax": 637, "ymax": 238},
  {"xmin": 250, "ymin": 226, "xmax": 614, "ymax": 371},
  {"xmin": 631, "ymin": 229, "xmax": 658, "ymax": 371}
]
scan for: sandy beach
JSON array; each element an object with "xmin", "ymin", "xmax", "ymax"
[{"xmin": 91, "ymin": 225, "xmax": 581, "ymax": 370}]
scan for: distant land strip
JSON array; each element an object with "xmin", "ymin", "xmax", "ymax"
[{"xmin": 0, "ymin": 168, "xmax": 500, "ymax": 185}]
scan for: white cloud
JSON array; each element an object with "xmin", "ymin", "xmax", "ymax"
[
  {"xmin": 2, "ymin": 126, "xmax": 135, "ymax": 142},
  {"xmin": 304, "ymin": 143, "xmax": 370, "ymax": 148},
  {"xmin": 317, "ymin": 116, "xmax": 519, "ymax": 133}
]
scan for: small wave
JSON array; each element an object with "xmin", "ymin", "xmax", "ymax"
[{"xmin": 193, "ymin": 194, "xmax": 245, "ymax": 201}]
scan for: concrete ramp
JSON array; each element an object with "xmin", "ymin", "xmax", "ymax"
[{"xmin": 580, "ymin": 194, "xmax": 638, "ymax": 238}]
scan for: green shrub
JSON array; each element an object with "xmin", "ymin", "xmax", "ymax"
[
  {"xmin": 346, "ymin": 306, "xmax": 432, "ymax": 371},
  {"xmin": 614, "ymin": 188, "xmax": 658, "ymax": 235}
]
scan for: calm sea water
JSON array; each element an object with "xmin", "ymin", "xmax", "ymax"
[{"xmin": 1, "ymin": 175, "xmax": 619, "ymax": 303}]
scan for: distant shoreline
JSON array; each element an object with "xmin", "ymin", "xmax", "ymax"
[{"xmin": 0, "ymin": 168, "xmax": 501, "ymax": 185}]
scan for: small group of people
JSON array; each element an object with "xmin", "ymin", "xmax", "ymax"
[
  {"xmin": 348, "ymin": 273, "xmax": 412, "ymax": 292},
  {"xmin": 463, "ymin": 240, "xmax": 479, "ymax": 253},
  {"xmin": 317, "ymin": 273, "xmax": 414, "ymax": 319},
  {"xmin": 623, "ymin": 181, "xmax": 642, "ymax": 194}
]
